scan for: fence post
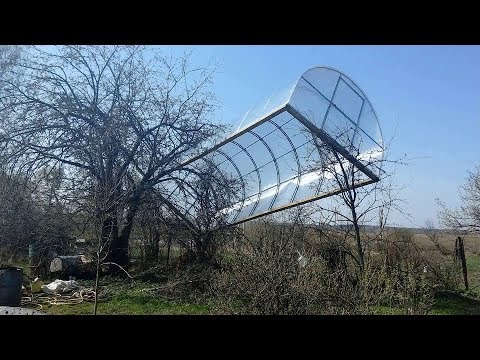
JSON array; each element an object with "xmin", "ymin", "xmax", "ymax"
[{"xmin": 455, "ymin": 236, "xmax": 469, "ymax": 291}]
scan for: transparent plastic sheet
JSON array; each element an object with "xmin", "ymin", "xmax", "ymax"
[
  {"xmin": 332, "ymin": 77, "xmax": 364, "ymax": 123},
  {"xmin": 165, "ymin": 67, "xmax": 384, "ymax": 225},
  {"xmin": 236, "ymin": 79, "xmax": 297, "ymax": 133}
]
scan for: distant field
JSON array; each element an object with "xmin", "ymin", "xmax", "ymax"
[
  {"xmin": 410, "ymin": 232, "xmax": 480, "ymax": 297},
  {"xmin": 412, "ymin": 232, "xmax": 480, "ymax": 255}
]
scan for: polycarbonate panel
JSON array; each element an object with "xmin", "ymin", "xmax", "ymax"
[
  {"xmin": 235, "ymin": 194, "xmax": 258, "ymax": 220},
  {"xmin": 276, "ymin": 153, "xmax": 300, "ymax": 183},
  {"xmin": 251, "ymin": 121, "xmax": 290, "ymax": 157},
  {"xmin": 235, "ymin": 79, "xmax": 297, "ymax": 133},
  {"xmin": 271, "ymin": 180, "xmax": 298, "ymax": 209},
  {"xmin": 323, "ymin": 105, "xmax": 357, "ymax": 150},
  {"xmin": 292, "ymin": 173, "xmax": 319, "ymax": 203},
  {"xmin": 289, "ymin": 77, "xmax": 331, "ymax": 127},
  {"xmin": 357, "ymin": 133, "xmax": 384, "ymax": 177},
  {"xmin": 257, "ymin": 160, "xmax": 278, "ymax": 192},
  {"xmin": 356, "ymin": 102, "xmax": 383, "ymax": 147},
  {"xmin": 221, "ymin": 147, "xmax": 259, "ymax": 197},
  {"xmin": 321, "ymin": 174, "xmax": 344, "ymax": 195},
  {"xmin": 165, "ymin": 185, "xmax": 196, "ymax": 217},
  {"xmin": 210, "ymin": 151, "xmax": 239, "ymax": 180},
  {"xmin": 254, "ymin": 186, "xmax": 278, "ymax": 214},
  {"xmin": 340, "ymin": 75, "xmax": 364, "ymax": 100},
  {"xmin": 163, "ymin": 67, "xmax": 384, "ymax": 226},
  {"xmin": 293, "ymin": 141, "xmax": 313, "ymax": 172},
  {"xmin": 300, "ymin": 67, "xmax": 340, "ymax": 100},
  {"xmin": 332, "ymin": 78, "xmax": 364, "ymax": 123},
  {"xmin": 234, "ymin": 132, "xmax": 271, "ymax": 168},
  {"xmin": 280, "ymin": 119, "xmax": 312, "ymax": 152}
]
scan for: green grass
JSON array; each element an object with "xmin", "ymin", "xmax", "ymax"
[
  {"xmin": 465, "ymin": 254, "xmax": 480, "ymax": 297},
  {"xmin": 38, "ymin": 289, "xmax": 211, "ymax": 315},
  {"xmin": 42, "ymin": 297, "xmax": 210, "ymax": 315},
  {"xmin": 371, "ymin": 291, "xmax": 480, "ymax": 315},
  {"xmin": 28, "ymin": 279, "xmax": 212, "ymax": 315},
  {"xmin": 28, "ymin": 288, "xmax": 480, "ymax": 315},
  {"xmin": 374, "ymin": 306, "xmax": 406, "ymax": 315},
  {"xmin": 373, "ymin": 292, "xmax": 480, "ymax": 315},
  {"xmin": 429, "ymin": 292, "xmax": 480, "ymax": 315},
  {"xmin": 466, "ymin": 254, "xmax": 480, "ymax": 272}
]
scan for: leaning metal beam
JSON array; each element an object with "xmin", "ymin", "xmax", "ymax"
[
  {"xmin": 285, "ymin": 104, "xmax": 379, "ymax": 182},
  {"xmin": 227, "ymin": 177, "xmax": 378, "ymax": 226},
  {"xmin": 156, "ymin": 192, "xmax": 199, "ymax": 235}
]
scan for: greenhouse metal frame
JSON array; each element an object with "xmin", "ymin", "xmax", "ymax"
[{"xmin": 160, "ymin": 67, "xmax": 384, "ymax": 226}]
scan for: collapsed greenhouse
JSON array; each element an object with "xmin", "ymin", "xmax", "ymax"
[{"xmin": 160, "ymin": 67, "xmax": 384, "ymax": 227}]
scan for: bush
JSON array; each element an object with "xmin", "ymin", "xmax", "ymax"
[
  {"xmin": 211, "ymin": 221, "xmax": 326, "ymax": 314},
  {"xmin": 211, "ymin": 222, "xmax": 434, "ymax": 315}
]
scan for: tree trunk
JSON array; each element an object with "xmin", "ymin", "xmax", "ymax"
[
  {"xmin": 49, "ymin": 255, "xmax": 95, "ymax": 278},
  {"xmin": 102, "ymin": 215, "xmax": 122, "ymax": 271},
  {"xmin": 108, "ymin": 202, "xmax": 140, "ymax": 270},
  {"xmin": 351, "ymin": 205, "xmax": 365, "ymax": 271},
  {"xmin": 145, "ymin": 230, "xmax": 160, "ymax": 265},
  {"xmin": 193, "ymin": 233, "xmax": 215, "ymax": 264},
  {"xmin": 109, "ymin": 235, "xmax": 129, "ymax": 270},
  {"xmin": 166, "ymin": 237, "xmax": 172, "ymax": 266}
]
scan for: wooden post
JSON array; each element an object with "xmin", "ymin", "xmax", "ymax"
[
  {"xmin": 455, "ymin": 236, "xmax": 469, "ymax": 291},
  {"xmin": 166, "ymin": 234, "xmax": 172, "ymax": 266},
  {"xmin": 28, "ymin": 243, "xmax": 34, "ymax": 278}
]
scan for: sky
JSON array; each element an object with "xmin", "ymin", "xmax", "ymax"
[{"xmin": 157, "ymin": 45, "xmax": 480, "ymax": 228}]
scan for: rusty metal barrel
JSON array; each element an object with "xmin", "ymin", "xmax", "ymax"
[{"xmin": 0, "ymin": 267, "xmax": 23, "ymax": 306}]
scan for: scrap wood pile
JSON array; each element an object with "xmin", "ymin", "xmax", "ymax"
[
  {"xmin": 21, "ymin": 279, "xmax": 100, "ymax": 309},
  {"xmin": 141, "ymin": 278, "xmax": 206, "ymax": 299}
]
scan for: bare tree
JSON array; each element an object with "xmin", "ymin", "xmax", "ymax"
[
  {"xmin": 157, "ymin": 157, "xmax": 242, "ymax": 264},
  {"xmin": 305, "ymin": 130, "xmax": 408, "ymax": 272},
  {"xmin": 134, "ymin": 197, "xmax": 165, "ymax": 267},
  {"xmin": 0, "ymin": 167, "xmax": 37, "ymax": 262},
  {"xmin": 188, "ymin": 160, "xmax": 242, "ymax": 263},
  {"xmin": 437, "ymin": 165, "xmax": 480, "ymax": 233},
  {"xmin": 0, "ymin": 162, "xmax": 74, "ymax": 273},
  {"xmin": 0, "ymin": 45, "xmax": 224, "ymax": 268},
  {"xmin": 0, "ymin": 45, "xmax": 21, "ymax": 77}
]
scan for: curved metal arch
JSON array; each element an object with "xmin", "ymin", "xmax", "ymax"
[
  {"xmin": 267, "ymin": 118, "xmax": 302, "ymax": 204},
  {"xmin": 214, "ymin": 148, "xmax": 248, "ymax": 222},
  {"xmin": 163, "ymin": 170, "xmax": 196, "ymax": 202},
  {"xmin": 230, "ymin": 140, "xmax": 263, "ymax": 221},
  {"xmin": 168, "ymin": 170, "xmax": 206, "ymax": 217},
  {"xmin": 170, "ymin": 154, "xmax": 245, "ymax": 220},
  {"xmin": 213, "ymin": 117, "xmax": 294, "ymax": 170},
  {"xmin": 308, "ymin": 136, "xmax": 330, "ymax": 197},
  {"xmin": 183, "ymin": 156, "xmax": 237, "ymax": 216},
  {"xmin": 298, "ymin": 67, "xmax": 383, "ymax": 152},
  {"xmin": 248, "ymin": 129, "xmax": 281, "ymax": 214}
]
